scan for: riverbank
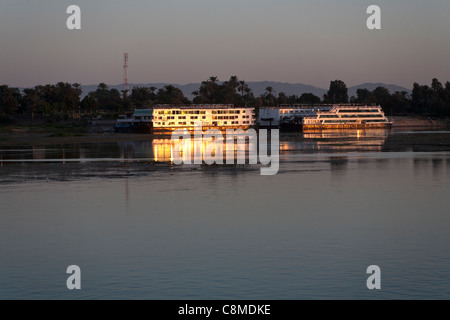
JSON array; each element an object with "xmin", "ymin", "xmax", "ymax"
[
  {"xmin": 0, "ymin": 132, "xmax": 167, "ymax": 147},
  {"xmin": 390, "ymin": 116, "xmax": 450, "ymax": 128},
  {"xmin": 0, "ymin": 116, "xmax": 449, "ymax": 147},
  {"xmin": 0, "ymin": 120, "xmax": 169, "ymax": 146}
]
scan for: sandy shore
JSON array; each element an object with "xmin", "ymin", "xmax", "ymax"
[{"xmin": 390, "ymin": 116, "xmax": 450, "ymax": 128}]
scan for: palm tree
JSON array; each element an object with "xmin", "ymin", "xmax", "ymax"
[
  {"xmin": 238, "ymin": 80, "xmax": 247, "ymax": 98},
  {"xmin": 73, "ymin": 83, "xmax": 82, "ymax": 96},
  {"xmin": 223, "ymin": 76, "xmax": 240, "ymax": 105},
  {"xmin": 199, "ymin": 76, "xmax": 220, "ymax": 104},
  {"xmin": 98, "ymin": 83, "xmax": 108, "ymax": 91},
  {"xmin": 209, "ymin": 76, "xmax": 218, "ymax": 85},
  {"xmin": 265, "ymin": 86, "xmax": 275, "ymax": 96},
  {"xmin": 265, "ymin": 86, "xmax": 276, "ymax": 107}
]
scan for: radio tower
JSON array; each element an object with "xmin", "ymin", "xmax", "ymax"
[{"xmin": 123, "ymin": 52, "xmax": 129, "ymax": 98}]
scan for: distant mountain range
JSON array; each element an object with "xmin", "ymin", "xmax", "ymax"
[
  {"xmin": 80, "ymin": 81, "xmax": 412, "ymax": 100},
  {"xmin": 347, "ymin": 83, "xmax": 412, "ymax": 97}
]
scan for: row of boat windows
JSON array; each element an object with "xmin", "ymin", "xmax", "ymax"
[
  {"xmin": 155, "ymin": 122, "xmax": 204, "ymax": 126},
  {"xmin": 157, "ymin": 110, "xmax": 205, "ymax": 115},
  {"xmin": 157, "ymin": 116, "xmax": 205, "ymax": 120},
  {"xmin": 214, "ymin": 115, "xmax": 252, "ymax": 119},
  {"xmin": 318, "ymin": 114, "xmax": 384, "ymax": 118},
  {"xmin": 337, "ymin": 109, "xmax": 381, "ymax": 113},
  {"xmin": 362, "ymin": 119, "xmax": 389, "ymax": 123},
  {"xmin": 156, "ymin": 110, "xmax": 249, "ymax": 115},
  {"xmin": 155, "ymin": 115, "xmax": 252, "ymax": 120},
  {"xmin": 278, "ymin": 108, "xmax": 381, "ymax": 115},
  {"xmin": 280, "ymin": 110, "xmax": 325, "ymax": 114},
  {"xmin": 319, "ymin": 119, "xmax": 387, "ymax": 123},
  {"xmin": 214, "ymin": 110, "xmax": 249, "ymax": 114},
  {"xmin": 155, "ymin": 121, "xmax": 252, "ymax": 126}
]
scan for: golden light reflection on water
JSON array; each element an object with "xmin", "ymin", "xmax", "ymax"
[
  {"xmin": 0, "ymin": 128, "xmax": 409, "ymax": 164},
  {"xmin": 302, "ymin": 128, "xmax": 389, "ymax": 139},
  {"xmin": 152, "ymin": 136, "xmax": 257, "ymax": 163},
  {"xmin": 0, "ymin": 129, "xmax": 388, "ymax": 163},
  {"xmin": 298, "ymin": 129, "xmax": 389, "ymax": 152}
]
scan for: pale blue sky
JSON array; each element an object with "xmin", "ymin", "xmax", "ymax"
[{"xmin": 1, "ymin": 0, "xmax": 449, "ymax": 88}]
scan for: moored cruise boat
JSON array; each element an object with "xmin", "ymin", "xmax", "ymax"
[
  {"xmin": 152, "ymin": 104, "xmax": 255, "ymax": 132},
  {"xmin": 114, "ymin": 109, "xmax": 153, "ymax": 133},
  {"xmin": 302, "ymin": 104, "xmax": 393, "ymax": 130},
  {"xmin": 258, "ymin": 104, "xmax": 333, "ymax": 129}
]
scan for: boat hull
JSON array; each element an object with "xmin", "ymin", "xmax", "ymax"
[
  {"xmin": 153, "ymin": 125, "xmax": 254, "ymax": 133},
  {"xmin": 114, "ymin": 122, "xmax": 152, "ymax": 133},
  {"xmin": 303, "ymin": 123, "xmax": 392, "ymax": 131}
]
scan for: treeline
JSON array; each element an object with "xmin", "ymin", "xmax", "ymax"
[
  {"xmin": 1, "ymin": 77, "xmax": 450, "ymax": 124},
  {"xmin": 350, "ymin": 79, "xmax": 450, "ymax": 117},
  {"xmin": 316, "ymin": 79, "xmax": 450, "ymax": 117}
]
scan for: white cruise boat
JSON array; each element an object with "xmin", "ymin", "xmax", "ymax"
[
  {"xmin": 302, "ymin": 105, "xmax": 393, "ymax": 130},
  {"xmin": 152, "ymin": 104, "xmax": 255, "ymax": 132},
  {"xmin": 258, "ymin": 105, "xmax": 333, "ymax": 129}
]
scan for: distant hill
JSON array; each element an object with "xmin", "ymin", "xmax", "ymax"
[
  {"xmin": 79, "ymin": 81, "xmax": 411, "ymax": 100},
  {"xmin": 348, "ymin": 83, "xmax": 411, "ymax": 98},
  {"xmin": 80, "ymin": 83, "xmax": 200, "ymax": 99},
  {"xmin": 245, "ymin": 81, "xmax": 327, "ymax": 99}
]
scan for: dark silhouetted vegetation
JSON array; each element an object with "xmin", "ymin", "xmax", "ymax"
[
  {"xmin": 350, "ymin": 78, "xmax": 450, "ymax": 117},
  {"xmin": 1, "ymin": 78, "xmax": 450, "ymax": 124},
  {"xmin": 323, "ymin": 80, "xmax": 349, "ymax": 104}
]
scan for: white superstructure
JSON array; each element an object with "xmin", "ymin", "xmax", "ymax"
[
  {"xmin": 114, "ymin": 109, "xmax": 153, "ymax": 132},
  {"xmin": 152, "ymin": 105, "xmax": 255, "ymax": 132},
  {"xmin": 303, "ymin": 105, "xmax": 392, "ymax": 130},
  {"xmin": 258, "ymin": 105, "xmax": 332, "ymax": 128}
]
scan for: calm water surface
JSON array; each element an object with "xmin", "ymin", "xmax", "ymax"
[{"xmin": 1, "ymin": 129, "xmax": 450, "ymax": 299}]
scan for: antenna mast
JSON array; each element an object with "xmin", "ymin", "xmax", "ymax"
[{"xmin": 123, "ymin": 52, "xmax": 129, "ymax": 97}]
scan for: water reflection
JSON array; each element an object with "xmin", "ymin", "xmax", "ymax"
[
  {"xmin": 329, "ymin": 156, "xmax": 349, "ymax": 173},
  {"xmin": 2, "ymin": 129, "xmax": 450, "ymax": 166},
  {"xmin": 3, "ymin": 130, "xmax": 450, "ymax": 300},
  {"xmin": 32, "ymin": 147, "xmax": 45, "ymax": 160},
  {"xmin": 412, "ymin": 155, "xmax": 449, "ymax": 181},
  {"xmin": 0, "ymin": 144, "xmax": 122, "ymax": 163},
  {"xmin": 118, "ymin": 136, "xmax": 259, "ymax": 164},
  {"xmin": 118, "ymin": 140, "xmax": 153, "ymax": 160},
  {"xmin": 303, "ymin": 128, "xmax": 389, "ymax": 139},
  {"xmin": 432, "ymin": 159, "xmax": 444, "ymax": 179},
  {"xmin": 414, "ymin": 158, "xmax": 431, "ymax": 175},
  {"xmin": 447, "ymin": 159, "xmax": 450, "ymax": 180},
  {"xmin": 0, "ymin": 135, "xmax": 262, "ymax": 166},
  {"xmin": 301, "ymin": 129, "xmax": 389, "ymax": 152}
]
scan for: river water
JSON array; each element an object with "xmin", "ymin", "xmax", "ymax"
[{"xmin": 1, "ymin": 129, "xmax": 450, "ymax": 299}]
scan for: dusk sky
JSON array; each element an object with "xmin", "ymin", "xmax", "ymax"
[{"xmin": 1, "ymin": 0, "xmax": 449, "ymax": 89}]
